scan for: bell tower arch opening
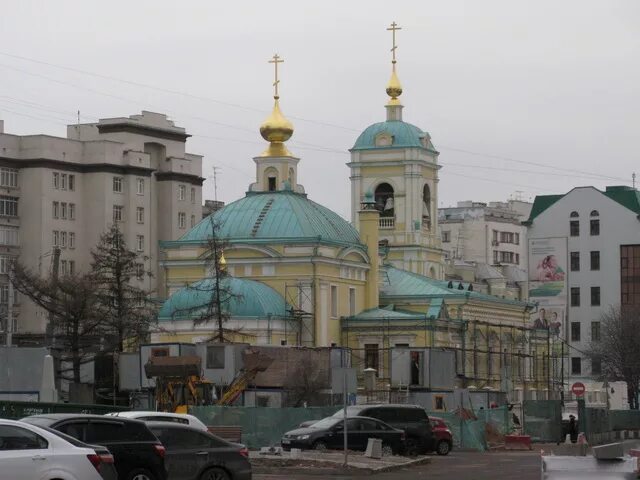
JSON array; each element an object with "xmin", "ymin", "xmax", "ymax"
[
  {"xmin": 374, "ymin": 183, "xmax": 395, "ymax": 217},
  {"xmin": 422, "ymin": 184, "xmax": 432, "ymax": 230}
]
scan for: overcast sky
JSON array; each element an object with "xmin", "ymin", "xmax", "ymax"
[{"xmin": 0, "ymin": 0, "xmax": 638, "ymax": 219}]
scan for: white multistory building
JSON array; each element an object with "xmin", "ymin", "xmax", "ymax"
[
  {"xmin": 0, "ymin": 112, "xmax": 203, "ymax": 342},
  {"xmin": 525, "ymin": 185, "xmax": 640, "ymax": 394}
]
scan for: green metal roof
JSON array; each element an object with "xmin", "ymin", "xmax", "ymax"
[
  {"xmin": 178, "ymin": 191, "xmax": 362, "ymax": 247},
  {"xmin": 351, "ymin": 120, "xmax": 432, "ymax": 151},
  {"xmin": 345, "ymin": 304, "xmax": 427, "ymax": 321},
  {"xmin": 158, "ymin": 277, "xmax": 286, "ymax": 321},
  {"xmin": 526, "ymin": 186, "xmax": 640, "ymax": 224}
]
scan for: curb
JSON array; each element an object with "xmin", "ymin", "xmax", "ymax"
[{"xmin": 251, "ymin": 455, "xmax": 432, "ymax": 475}]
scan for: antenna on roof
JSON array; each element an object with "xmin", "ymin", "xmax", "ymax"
[
  {"xmin": 633, "ymin": 172, "xmax": 636, "ymax": 189},
  {"xmin": 212, "ymin": 166, "xmax": 220, "ymax": 202},
  {"xmin": 77, "ymin": 110, "xmax": 80, "ymax": 125}
]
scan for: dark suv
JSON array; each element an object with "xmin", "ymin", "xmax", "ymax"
[
  {"xmin": 326, "ymin": 404, "xmax": 434, "ymax": 455},
  {"xmin": 22, "ymin": 414, "xmax": 167, "ymax": 480}
]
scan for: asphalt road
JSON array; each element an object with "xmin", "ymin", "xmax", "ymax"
[{"xmin": 254, "ymin": 449, "xmax": 542, "ymax": 480}]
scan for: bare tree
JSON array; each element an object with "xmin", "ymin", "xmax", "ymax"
[
  {"xmin": 172, "ymin": 217, "xmax": 239, "ymax": 342},
  {"xmin": 91, "ymin": 224, "xmax": 157, "ymax": 352},
  {"xmin": 284, "ymin": 356, "xmax": 327, "ymax": 407},
  {"xmin": 588, "ymin": 305, "xmax": 640, "ymax": 409},
  {"xmin": 10, "ymin": 262, "xmax": 102, "ymax": 383}
]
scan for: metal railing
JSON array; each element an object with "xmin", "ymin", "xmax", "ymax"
[{"xmin": 378, "ymin": 217, "xmax": 395, "ymax": 229}]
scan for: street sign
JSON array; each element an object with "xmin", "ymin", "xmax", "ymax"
[{"xmin": 572, "ymin": 382, "xmax": 586, "ymax": 397}]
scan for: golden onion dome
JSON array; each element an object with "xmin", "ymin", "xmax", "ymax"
[
  {"xmin": 386, "ymin": 67, "xmax": 403, "ymax": 105},
  {"xmin": 259, "ymin": 98, "xmax": 294, "ymax": 157}
]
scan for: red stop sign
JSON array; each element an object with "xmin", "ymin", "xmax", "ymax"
[{"xmin": 572, "ymin": 382, "xmax": 586, "ymax": 396}]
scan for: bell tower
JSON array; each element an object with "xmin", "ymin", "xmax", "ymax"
[{"xmin": 348, "ymin": 22, "xmax": 444, "ymax": 278}]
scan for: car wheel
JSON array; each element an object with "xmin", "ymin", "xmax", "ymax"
[
  {"xmin": 128, "ymin": 469, "xmax": 157, "ymax": 480},
  {"xmin": 382, "ymin": 444, "xmax": 394, "ymax": 456},
  {"xmin": 436, "ymin": 440, "xmax": 451, "ymax": 456},
  {"xmin": 200, "ymin": 467, "xmax": 231, "ymax": 480},
  {"xmin": 313, "ymin": 440, "xmax": 328, "ymax": 451}
]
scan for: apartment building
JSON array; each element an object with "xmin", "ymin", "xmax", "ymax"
[
  {"xmin": 0, "ymin": 112, "xmax": 203, "ymax": 341},
  {"xmin": 438, "ymin": 200, "xmax": 532, "ymax": 267},
  {"xmin": 525, "ymin": 185, "xmax": 640, "ymax": 387}
]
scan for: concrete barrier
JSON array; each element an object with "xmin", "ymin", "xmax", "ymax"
[{"xmin": 505, "ymin": 434, "xmax": 532, "ymax": 450}]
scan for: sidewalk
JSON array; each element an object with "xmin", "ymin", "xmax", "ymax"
[{"xmin": 250, "ymin": 450, "xmax": 431, "ymax": 475}]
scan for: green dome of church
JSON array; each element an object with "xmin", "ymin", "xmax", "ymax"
[
  {"xmin": 158, "ymin": 277, "xmax": 286, "ymax": 321},
  {"xmin": 351, "ymin": 120, "xmax": 428, "ymax": 150},
  {"xmin": 180, "ymin": 191, "xmax": 362, "ymax": 247}
]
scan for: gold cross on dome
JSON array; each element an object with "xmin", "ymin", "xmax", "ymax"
[
  {"xmin": 268, "ymin": 53, "xmax": 284, "ymax": 99},
  {"xmin": 387, "ymin": 21, "xmax": 402, "ymax": 63}
]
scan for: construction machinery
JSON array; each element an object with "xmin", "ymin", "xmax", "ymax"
[
  {"xmin": 144, "ymin": 355, "xmax": 215, "ymax": 413},
  {"xmin": 217, "ymin": 349, "xmax": 274, "ymax": 405}
]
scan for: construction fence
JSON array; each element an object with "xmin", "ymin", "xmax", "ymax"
[
  {"xmin": 523, "ymin": 400, "xmax": 562, "ymax": 443},
  {"xmin": 189, "ymin": 405, "xmax": 512, "ymax": 451},
  {"xmin": 0, "ymin": 400, "xmax": 127, "ymax": 419}
]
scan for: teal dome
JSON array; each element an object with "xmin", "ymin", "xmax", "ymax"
[
  {"xmin": 180, "ymin": 191, "xmax": 362, "ymax": 247},
  {"xmin": 158, "ymin": 277, "xmax": 286, "ymax": 321},
  {"xmin": 351, "ymin": 120, "xmax": 428, "ymax": 150}
]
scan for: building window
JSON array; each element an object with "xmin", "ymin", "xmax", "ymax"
[
  {"xmin": 514, "ymin": 233, "xmax": 520, "ymax": 245},
  {"xmin": 0, "ymin": 168, "xmax": 18, "ymax": 188},
  {"xmin": 69, "ymin": 203, "xmax": 75, "ymax": 220},
  {"xmin": 136, "ymin": 235, "xmax": 144, "ymax": 252},
  {"xmin": 68, "ymin": 174, "xmax": 75, "ymax": 191},
  {"xmin": 69, "ymin": 232, "xmax": 75, "ymax": 249},
  {"xmin": 135, "ymin": 263, "xmax": 144, "ymax": 279},
  {"xmin": 53, "ymin": 172, "xmax": 59, "ymax": 189},
  {"xmin": 493, "ymin": 250, "xmax": 499, "ymax": 264},
  {"xmin": 60, "ymin": 260, "xmax": 67, "ymax": 275},
  {"xmin": 136, "ymin": 207, "xmax": 144, "ymax": 224},
  {"xmin": 591, "ymin": 251, "xmax": 600, "ymax": 271},
  {"xmin": 0, "ymin": 227, "xmax": 18, "ymax": 246},
  {"xmin": 60, "ymin": 174, "xmax": 67, "ymax": 190},
  {"xmin": 570, "ymin": 252, "xmax": 580, "ymax": 271},
  {"xmin": 570, "ymin": 220, "xmax": 579, "ymax": 236},
  {"xmin": 434, "ymin": 395, "xmax": 445, "ymax": 411},
  {"xmin": 113, "ymin": 205, "xmax": 123, "ymax": 223},
  {"xmin": 571, "ymin": 357, "xmax": 582, "ymax": 375},
  {"xmin": 60, "ymin": 202, "xmax": 67, "ymax": 220},
  {"xmin": 206, "ymin": 346, "xmax": 225, "ymax": 369},
  {"xmin": 113, "ymin": 176, "xmax": 123, "ymax": 193},
  {"xmin": 571, "ymin": 287, "xmax": 580, "ymax": 307},
  {"xmin": 178, "ymin": 184, "xmax": 186, "ymax": 201},
  {"xmin": 52, "ymin": 201, "xmax": 59, "ymax": 219},
  {"xmin": 0, "ymin": 196, "xmax": 18, "ymax": 217},
  {"xmin": 52, "ymin": 230, "xmax": 59, "ymax": 247},
  {"xmin": 591, "ymin": 286, "xmax": 601, "ymax": 306},
  {"xmin": 364, "ymin": 344, "xmax": 379, "ymax": 370},
  {"xmin": 349, "ymin": 288, "xmax": 356, "ymax": 316},
  {"xmin": 0, "ymin": 255, "xmax": 14, "ymax": 274},
  {"xmin": 571, "ymin": 322, "xmax": 581, "ymax": 342},
  {"xmin": 268, "ymin": 177, "xmax": 276, "ymax": 192},
  {"xmin": 136, "ymin": 178, "xmax": 144, "ymax": 195},
  {"xmin": 191, "ymin": 187, "xmax": 196, "ymax": 204},
  {"xmin": 591, "ymin": 357, "xmax": 602, "ymax": 375},
  {"xmin": 442, "ymin": 231, "xmax": 451, "ymax": 243},
  {"xmin": 591, "ymin": 321, "xmax": 600, "ymax": 342},
  {"xmin": 69, "ymin": 260, "xmax": 75, "ymax": 275},
  {"xmin": 60, "ymin": 231, "xmax": 67, "ymax": 248},
  {"xmin": 621, "ymin": 245, "xmax": 640, "ymax": 306},
  {"xmin": 190, "ymin": 214, "xmax": 196, "ymax": 228},
  {"xmin": 330, "ymin": 285, "xmax": 338, "ymax": 318},
  {"xmin": 590, "ymin": 219, "xmax": 600, "ymax": 236},
  {"xmin": 178, "ymin": 212, "xmax": 186, "ymax": 229},
  {"xmin": 515, "ymin": 253, "xmax": 520, "ymax": 265},
  {"xmin": 570, "ymin": 211, "xmax": 579, "ymax": 217}
]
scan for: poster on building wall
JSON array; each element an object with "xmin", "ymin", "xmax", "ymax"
[{"xmin": 528, "ymin": 237, "xmax": 568, "ymax": 339}]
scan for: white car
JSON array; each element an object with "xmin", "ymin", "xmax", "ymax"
[
  {"xmin": 0, "ymin": 419, "xmax": 115, "ymax": 480},
  {"xmin": 105, "ymin": 411, "xmax": 209, "ymax": 431}
]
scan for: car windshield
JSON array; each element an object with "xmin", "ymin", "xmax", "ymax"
[
  {"xmin": 331, "ymin": 407, "xmax": 362, "ymax": 418},
  {"xmin": 20, "ymin": 417, "xmax": 53, "ymax": 427},
  {"xmin": 310, "ymin": 417, "xmax": 341, "ymax": 429}
]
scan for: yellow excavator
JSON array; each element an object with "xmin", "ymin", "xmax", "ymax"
[
  {"xmin": 144, "ymin": 355, "xmax": 215, "ymax": 413},
  {"xmin": 216, "ymin": 349, "xmax": 273, "ymax": 406}
]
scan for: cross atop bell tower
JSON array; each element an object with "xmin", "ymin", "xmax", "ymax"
[{"xmin": 385, "ymin": 21, "xmax": 403, "ymax": 120}]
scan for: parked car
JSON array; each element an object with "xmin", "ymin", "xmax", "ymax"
[
  {"xmin": 106, "ymin": 411, "xmax": 208, "ymax": 432},
  {"xmin": 429, "ymin": 417, "xmax": 453, "ymax": 455},
  {"xmin": 0, "ymin": 418, "xmax": 117, "ymax": 480},
  {"xmin": 282, "ymin": 416, "xmax": 405, "ymax": 456},
  {"xmin": 21, "ymin": 414, "xmax": 167, "ymax": 480},
  {"xmin": 300, "ymin": 404, "xmax": 434, "ymax": 455},
  {"xmin": 146, "ymin": 421, "xmax": 251, "ymax": 480}
]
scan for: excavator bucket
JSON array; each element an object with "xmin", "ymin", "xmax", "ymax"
[{"xmin": 144, "ymin": 355, "xmax": 202, "ymax": 378}]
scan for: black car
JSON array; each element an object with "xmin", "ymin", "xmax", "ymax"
[
  {"xmin": 146, "ymin": 421, "xmax": 251, "ymax": 480},
  {"xmin": 301, "ymin": 404, "xmax": 434, "ymax": 455},
  {"xmin": 282, "ymin": 416, "xmax": 405, "ymax": 455},
  {"xmin": 21, "ymin": 414, "xmax": 167, "ymax": 480}
]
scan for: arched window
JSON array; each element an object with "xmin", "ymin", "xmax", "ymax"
[
  {"xmin": 570, "ymin": 211, "xmax": 579, "ymax": 218},
  {"xmin": 374, "ymin": 183, "xmax": 394, "ymax": 217},
  {"xmin": 590, "ymin": 210, "xmax": 599, "ymax": 217},
  {"xmin": 569, "ymin": 211, "xmax": 580, "ymax": 236},
  {"xmin": 422, "ymin": 184, "xmax": 432, "ymax": 229},
  {"xmin": 263, "ymin": 167, "xmax": 278, "ymax": 192}
]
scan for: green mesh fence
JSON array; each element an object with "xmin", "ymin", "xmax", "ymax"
[
  {"xmin": 428, "ymin": 406, "xmax": 510, "ymax": 451},
  {"xmin": 584, "ymin": 407, "xmax": 610, "ymax": 435},
  {"xmin": 189, "ymin": 406, "xmax": 339, "ymax": 448},
  {"xmin": 610, "ymin": 410, "xmax": 640, "ymax": 431},
  {"xmin": 523, "ymin": 400, "xmax": 562, "ymax": 442}
]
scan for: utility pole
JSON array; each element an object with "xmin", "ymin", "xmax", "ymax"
[{"xmin": 5, "ymin": 275, "xmax": 13, "ymax": 347}]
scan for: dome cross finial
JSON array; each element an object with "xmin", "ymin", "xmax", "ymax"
[
  {"xmin": 385, "ymin": 21, "xmax": 403, "ymax": 106},
  {"xmin": 268, "ymin": 53, "xmax": 284, "ymax": 100}
]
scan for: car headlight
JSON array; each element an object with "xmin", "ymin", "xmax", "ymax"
[{"xmin": 297, "ymin": 434, "xmax": 310, "ymax": 440}]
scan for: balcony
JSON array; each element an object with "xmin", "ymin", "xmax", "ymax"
[{"xmin": 379, "ymin": 217, "xmax": 395, "ymax": 229}]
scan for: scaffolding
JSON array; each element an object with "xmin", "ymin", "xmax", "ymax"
[{"xmin": 284, "ymin": 282, "xmax": 315, "ymax": 346}]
